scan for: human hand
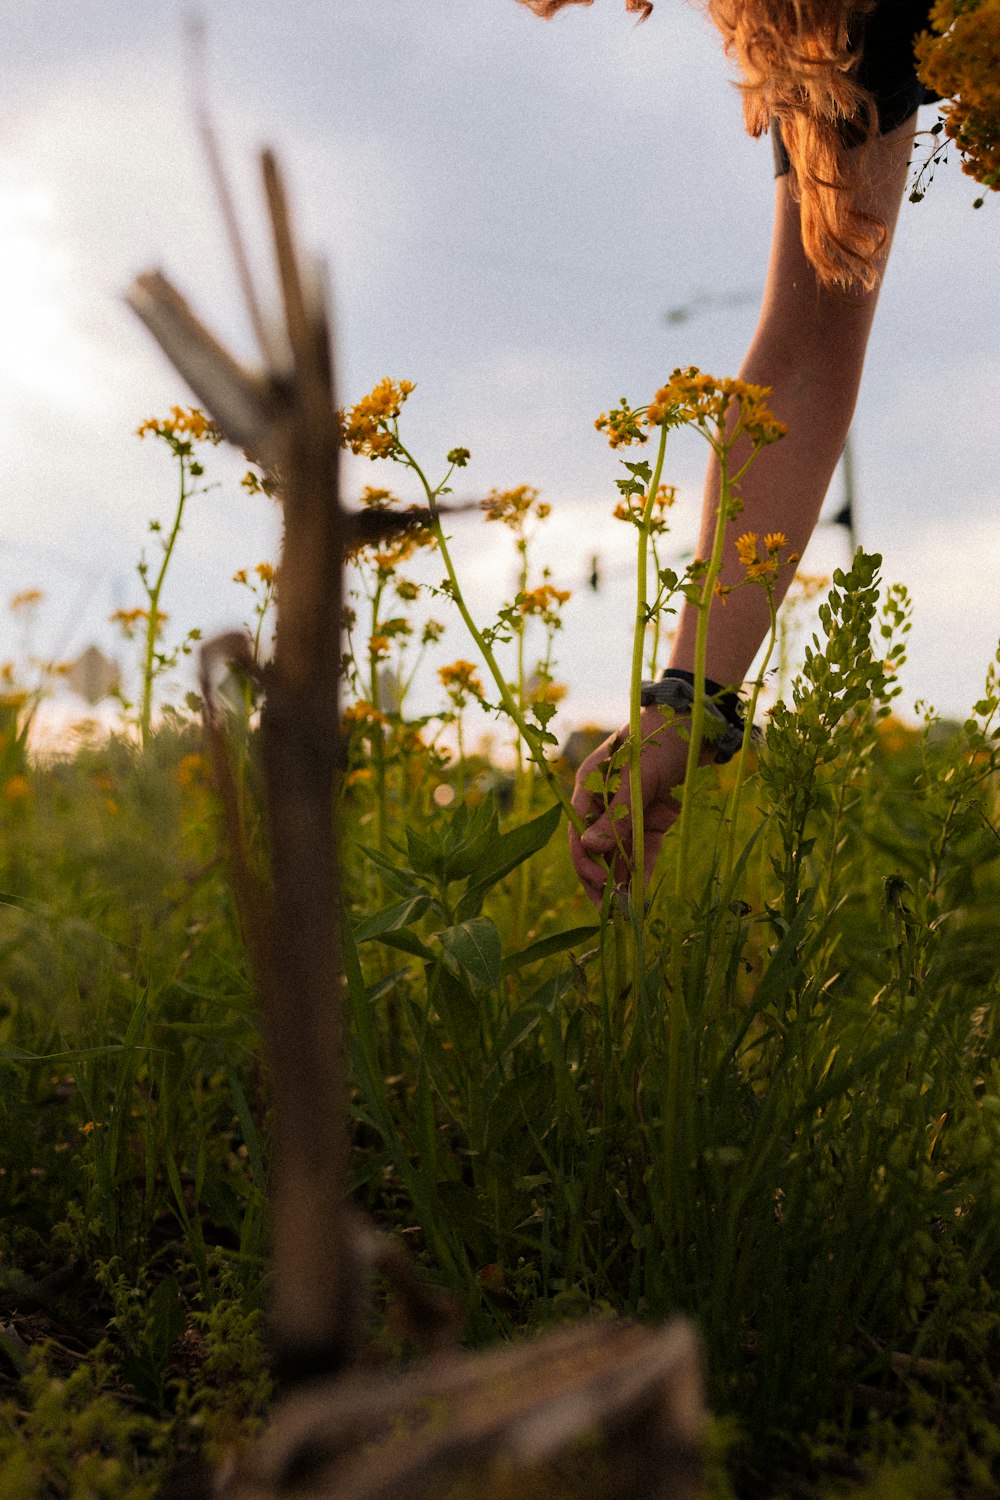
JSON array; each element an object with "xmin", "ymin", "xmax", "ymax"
[{"xmin": 568, "ymin": 706, "xmax": 694, "ymax": 908}]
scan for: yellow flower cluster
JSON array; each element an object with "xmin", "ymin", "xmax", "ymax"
[
  {"xmin": 613, "ymin": 483, "xmax": 677, "ymax": 531},
  {"xmin": 647, "ymin": 370, "xmax": 787, "ymax": 445},
  {"xmin": 517, "ymin": 584, "xmax": 572, "ymax": 617},
  {"xmin": 438, "ymin": 660, "xmax": 485, "ymax": 699},
  {"xmin": 594, "ymin": 398, "xmax": 648, "ymax": 449},
  {"xmin": 480, "ymin": 486, "xmax": 551, "ymax": 529},
  {"xmin": 110, "ymin": 607, "xmax": 166, "ymax": 638},
  {"xmin": 338, "ymin": 378, "xmax": 415, "ymax": 459},
  {"xmin": 136, "ymin": 406, "xmax": 222, "ymax": 444},
  {"xmin": 342, "ymin": 699, "xmax": 388, "ymax": 729},
  {"xmin": 596, "ymin": 370, "xmax": 786, "ymax": 449},
  {"xmin": 734, "ymin": 530, "xmax": 798, "ymax": 581},
  {"xmin": 232, "ymin": 562, "xmax": 277, "ymax": 587},
  {"xmin": 530, "ymin": 680, "xmax": 567, "ymax": 706},
  {"xmin": 916, "ymin": 0, "xmax": 1000, "ymax": 194}
]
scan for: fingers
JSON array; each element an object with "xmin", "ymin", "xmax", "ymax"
[{"xmin": 568, "ymin": 715, "xmax": 686, "ymax": 905}]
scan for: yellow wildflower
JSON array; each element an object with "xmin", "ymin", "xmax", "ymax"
[
  {"xmin": 338, "ymin": 378, "xmax": 415, "ymax": 459},
  {"xmin": 232, "ymin": 569, "xmax": 248, "ymax": 585},
  {"xmin": 916, "ymin": 0, "xmax": 1000, "ymax": 197},
  {"xmin": 254, "ymin": 561, "xmax": 276, "ymax": 585},
  {"xmin": 517, "ymin": 584, "xmax": 571, "ymax": 617},
  {"xmin": 136, "ymin": 406, "xmax": 221, "ymax": 444},
  {"xmin": 764, "ymin": 531, "xmax": 788, "ymax": 553},
  {"xmin": 594, "ymin": 397, "xmax": 648, "ymax": 449},
  {"xmin": 735, "ymin": 532, "xmax": 759, "ymax": 568},
  {"xmin": 531, "ymin": 680, "xmax": 567, "ymax": 705},
  {"xmin": 3, "ymin": 775, "xmax": 31, "ymax": 803},
  {"xmin": 480, "ymin": 485, "xmax": 544, "ymax": 529},
  {"xmin": 342, "ymin": 700, "xmax": 388, "ymax": 728},
  {"xmin": 438, "ymin": 660, "xmax": 485, "ymax": 699},
  {"xmin": 647, "ymin": 369, "xmax": 787, "ymax": 445},
  {"xmin": 10, "ymin": 588, "xmax": 44, "ymax": 612}
]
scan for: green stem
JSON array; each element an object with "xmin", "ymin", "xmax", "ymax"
[
  {"xmin": 628, "ymin": 424, "xmax": 670, "ymax": 913},
  {"xmin": 140, "ymin": 452, "xmax": 189, "ymax": 748},
  {"xmin": 397, "ymin": 442, "xmax": 582, "ymax": 833},
  {"xmin": 673, "ymin": 431, "xmax": 735, "ymax": 904},
  {"xmin": 368, "ymin": 578, "xmax": 388, "ymax": 858},
  {"xmin": 721, "ymin": 583, "xmax": 777, "ymax": 885}
]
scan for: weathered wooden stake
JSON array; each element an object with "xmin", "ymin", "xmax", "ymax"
[{"xmin": 127, "ymin": 144, "xmax": 705, "ymax": 1499}]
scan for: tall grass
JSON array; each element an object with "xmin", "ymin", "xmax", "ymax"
[{"xmin": 0, "ymin": 389, "xmax": 998, "ymax": 1495}]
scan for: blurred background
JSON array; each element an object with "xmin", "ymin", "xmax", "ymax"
[{"xmin": 4, "ymin": 0, "xmax": 998, "ymax": 742}]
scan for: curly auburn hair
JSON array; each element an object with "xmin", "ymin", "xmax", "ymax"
[{"xmin": 515, "ymin": 0, "xmax": 890, "ymax": 292}]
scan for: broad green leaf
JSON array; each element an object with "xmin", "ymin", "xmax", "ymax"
[
  {"xmin": 500, "ymin": 925, "xmax": 600, "ymax": 975},
  {"xmin": 354, "ymin": 894, "xmax": 432, "ymax": 944},
  {"xmin": 369, "ymin": 928, "xmax": 435, "ymax": 961},
  {"xmin": 455, "ymin": 802, "xmax": 562, "ymax": 920},
  {"xmin": 355, "ymin": 841, "xmax": 424, "ymax": 898},
  {"xmin": 435, "ymin": 916, "xmax": 502, "ymax": 990}
]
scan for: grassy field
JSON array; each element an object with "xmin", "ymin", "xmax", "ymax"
[{"xmin": 1, "ymin": 397, "xmax": 999, "ymax": 1498}]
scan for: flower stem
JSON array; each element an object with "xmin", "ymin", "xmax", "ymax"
[
  {"xmin": 722, "ymin": 583, "xmax": 777, "ymax": 886},
  {"xmin": 398, "ymin": 441, "xmax": 583, "ymax": 832},
  {"xmin": 673, "ymin": 429, "xmax": 736, "ymax": 904},
  {"xmin": 628, "ymin": 423, "xmax": 669, "ymax": 910},
  {"xmin": 140, "ymin": 451, "xmax": 189, "ymax": 748}
]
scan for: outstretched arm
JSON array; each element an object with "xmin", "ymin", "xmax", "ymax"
[{"xmin": 570, "ymin": 114, "xmax": 918, "ymax": 906}]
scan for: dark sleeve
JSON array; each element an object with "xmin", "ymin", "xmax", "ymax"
[{"xmin": 772, "ymin": 0, "xmax": 940, "ymax": 176}]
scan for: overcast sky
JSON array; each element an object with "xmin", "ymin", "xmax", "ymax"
[{"xmin": 3, "ymin": 0, "xmax": 997, "ymax": 740}]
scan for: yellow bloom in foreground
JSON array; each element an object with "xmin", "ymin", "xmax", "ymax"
[
  {"xmin": 916, "ymin": 0, "xmax": 1000, "ymax": 194},
  {"xmin": 647, "ymin": 369, "xmax": 787, "ymax": 445},
  {"xmin": 735, "ymin": 532, "xmax": 759, "ymax": 568},
  {"xmin": 594, "ymin": 397, "xmax": 648, "ymax": 449},
  {"xmin": 254, "ymin": 561, "xmax": 276, "ymax": 585},
  {"xmin": 764, "ymin": 531, "xmax": 788, "ymax": 553},
  {"xmin": 338, "ymin": 378, "xmax": 415, "ymax": 459},
  {"xmin": 3, "ymin": 774, "xmax": 31, "ymax": 803}
]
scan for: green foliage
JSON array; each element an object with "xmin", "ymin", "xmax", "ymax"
[
  {"xmin": 1, "ymin": 416, "xmax": 998, "ymax": 1500},
  {"xmin": 0, "ymin": 1346, "xmax": 165, "ymax": 1499}
]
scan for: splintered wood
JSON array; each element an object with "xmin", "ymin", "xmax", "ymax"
[{"xmin": 126, "ymin": 147, "xmax": 703, "ymax": 1500}]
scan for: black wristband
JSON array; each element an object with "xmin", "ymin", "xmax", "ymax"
[{"xmin": 654, "ymin": 669, "xmax": 744, "ymax": 731}]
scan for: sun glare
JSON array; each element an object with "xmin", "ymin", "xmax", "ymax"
[{"xmin": 0, "ymin": 185, "xmax": 92, "ymax": 405}]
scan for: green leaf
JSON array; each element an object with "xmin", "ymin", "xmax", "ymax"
[
  {"xmin": 501, "ymin": 925, "xmax": 600, "ymax": 975},
  {"xmin": 406, "ymin": 824, "xmax": 445, "ymax": 880},
  {"xmin": 369, "ymin": 928, "xmax": 435, "ymax": 961},
  {"xmin": 442, "ymin": 800, "xmax": 500, "ymax": 882},
  {"xmin": 355, "ymin": 841, "xmax": 424, "ymax": 898},
  {"xmin": 435, "ymin": 916, "xmax": 502, "ymax": 989},
  {"xmin": 455, "ymin": 802, "xmax": 562, "ymax": 920},
  {"xmin": 147, "ymin": 1275, "xmax": 185, "ymax": 1369},
  {"xmin": 354, "ymin": 894, "xmax": 432, "ymax": 944}
]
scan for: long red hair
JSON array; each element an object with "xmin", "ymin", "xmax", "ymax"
[{"xmin": 516, "ymin": 0, "xmax": 887, "ymax": 291}]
